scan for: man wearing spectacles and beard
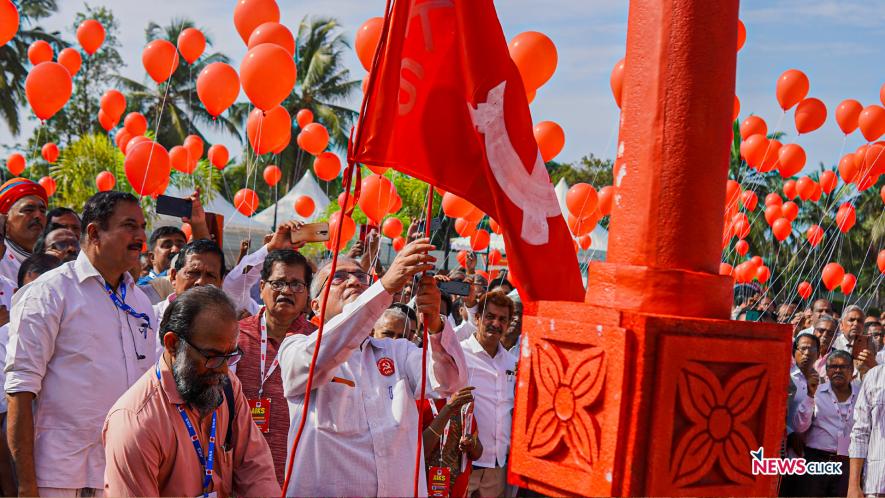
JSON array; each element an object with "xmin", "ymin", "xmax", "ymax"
[
  {"xmin": 234, "ymin": 249, "xmax": 316, "ymax": 485},
  {"xmin": 103, "ymin": 285, "xmax": 280, "ymax": 497}
]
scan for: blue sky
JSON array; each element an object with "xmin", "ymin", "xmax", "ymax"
[{"xmin": 1, "ymin": 0, "xmax": 883, "ymax": 174}]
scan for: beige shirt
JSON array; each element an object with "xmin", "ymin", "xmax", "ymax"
[{"xmin": 103, "ymin": 356, "xmax": 281, "ymax": 497}]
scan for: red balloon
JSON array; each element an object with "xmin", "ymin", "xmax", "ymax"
[
  {"xmin": 797, "ymin": 281, "xmax": 812, "ymax": 300},
  {"xmin": 772, "ymin": 218, "xmax": 792, "ymax": 242},
  {"xmin": 57, "ymin": 48, "xmax": 82, "ymax": 76},
  {"xmin": 810, "ymin": 182, "xmax": 823, "ymax": 202},
  {"xmin": 470, "ymin": 229, "xmax": 490, "ymax": 252},
  {"xmin": 142, "ymin": 39, "xmax": 179, "ymax": 83},
  {"xmin": 821, "ymin": 262, "xmax": 844, "ymax": 291},
  {"xmin": 838, "ymin": 154, "xmax": 859, "ymax": 184},
  {"xmin": 115, "ymin": 129, "xmax": 132, "ymax": 153},
  {"xmin": 359, "ymin": 174, "xmax": 395, "ymax": 224},
  {"xmin": 836, "ymin": 99, "xmax": 864, "ymax": 135},
  {"xmin": 25, "ymin": 62, "xmax": 72, "ymax": 120},
  {"xmin": 263, "ymin": 165, "xmax": 282, "ymax": 187},
  {"xmin": 597, "ymin": 186, "xmax": 614, "ymax": 216},
  {"xmin": 736, "ymin": 19, "xmax": 746, "ymax": 51},
  {"xmin": 247, "ymin": 106, "xmax": 290, "ymax": 154},
  {"xmin": 566, "ymin": 183, "xmax": 598, "ymax": 219},
  {"xmin": 177, "ymin": 28, "xmax": 205, "ymax": 64},
  {"xmin": 508, "ymin": 31, "xmax": 558, "ymax": 91},
  {"xmin": 240, "ymin": 43, "xmax": 296, "ymax": 111},
  {"xmin": 878, "ymin": 250, "xmax": 885, "ymax": 274},
  {"xmin": 836, "ymin": 203, "xmax": 856, "ymax": 233},
  {"xmin": 756, "ymin": 266, "xmax": 771, "ymax": 284},
  {"xmin": 733, "ymin": 95, "xmax": 740, "ymax": 121},
  {"xmin": 77, "ymin": 19, "xmax": 104, "ymax": 55},
  {"xmin": 0, "ymin": 1, "xmax": 19, "ymax": 47},
  {"xmin": 355, "ymin": 17, "xmax": 383, "ymax": 71},
  {"xmin": 299, "ymin": 122, "xmax": 329, "ymax": 155},
  {"xmin": 41, "ymin": 142, "xmax": 58, "ymax": 163},
  {"xmin": 313, "ymin": 152, "xmax": 341, "ymax": 181},
  {"xmin": 96, "ymin": 171, "xmax": 116, "ymax": 191},
  {"xmin": 124, "ymin": 141, "xmax": 171, "ymax": 196},
  {"xmin": 719, "ymin": 262, "xmax": 733, "ymax": 276},
  {"xmin": 819, "ymin": 170, "xmax": 838, "ymax": 194},
  {"xmin": 783, "ymin": 179, "xmax": 798, "ymax": 200},
  {"xmin": 296, "ymin": 109, "xmax": 314, "ymax": 128},
  {"xmin": 740, "ymin": 116, "xmax": 767, "ymax": 140},
  {"xmin": 184, "ymin": 135, "xmax": 203, "ymax": 161},
  {"xmin": 124, "ymin": 112, "xmax": 147, "ymax": 136},
  {"xmin": 327, "ymin": 211, "xmax": 356, "ymax": 252},
  {"xmin": 38, "ymin": 176, "xmax": 56, "ymax": 196},
  {"xmin": 100, "ymin": 89, "xmax": 126, "ymax": 120},
  {"xmin": 197, "ymin": 62, "xmax": 240, "ymax": 117},
  {"xmin": 775, "ymin": 69, "xmax": 809, "ymax": 111},
  {"xmin": 740, "ymin": 190, "xmax": 758, "ymax": 211},
  {"xmin": 795, "ymin": 176, "xmax": 815, "ymax": 201},
  {"xmin": 337, "ymin": 191, "xmax": 355, "ymax": 212},
  {"xmin": 794, "ymin": 98, "xmax": 827, "ymax": 134},
  {"xmin": 454, "ymin": 218, "xmax": 477, "ymax": 238},
  {"xmin": 864, "ymin": 144, "xmax": 885, "ymax": 176},
  {"xmin": 533, "ymin": 121, "xmax": 564, "ymax": 162},
  {"xmin": 442, "ymin": 192, "xmax": 477, "ymax": 219},
  {"xmin": 806, "ymin": 225, "xmax": 824, "ymax": 247},
  {"xmin": 567, "ymin": 213, "xmax": 595, "ymax": 237},
  {"xmin": 733, "ymin": 216, "xmax": 750, "ymax": 240},
  {"xmin": 734, "ymin": 239, "xmax": 749, "ymax": 256},
  {"xmin": 740, "ymin": 134, "xmax": 768, "ymax": 168},
  {"xmin": 169, "ymin": 146, "xmax": 193, "ymax": 174},
  {"xmin": 27, "ymin": 40, "xmax": 52, "ymax": 65},
  {"xmin": 764, "ymin": 193, "xmax": 783, "ymax": 207},
  {"xmin": 859, "ymin": 105, "xmax": 885, "ymax": 142},
  {"xmin": 247, "ymin": 22, "xmax": 294, "ymax": 56},
  {"xmin": 392, "ymin": 236, "xmax": 405, "ymax": 252},
  {"xmin": 233, "ymin": 0, "xmax": 280, "ymax": 43},
  {"xmin": 294, "ymin": 195, "xmax": 315, "ymax": 218},
  {"xmin": 778, "ymin": 144, "xmax": 806, "ymax": 178},
  {"xmin": 781, "ymin": 201, "xmax": 799, "ymax": 221},
  {"xmin": 488, "ymin": 248, "xmax": 503, "ymax": 266},
  {"xmin": 841, "ymin": 274, "xmax": 857, "ymax": 295},
  {"xmin": 208, "ymin": 144, "xmax": 229, "ymax": 170},
  {"xmin": 6, "ymin": 153, "xmax": 24, "ymax": 176},
  {"xmin": 234, "ymin": 189, "xmax": 260, "ymax": 216},
  {"xmin": 382, "ymin": 217, "xmax": 403, "ymax": 239},
  {"xmin": 609, "ymin": 58, "xmax": 625, "ymax": 108}
]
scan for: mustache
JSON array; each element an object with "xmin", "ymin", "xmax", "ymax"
[
  {"xmin": 275, "ymin": 296, "xmax": 295, "ymax": 305},
  {"xmin": 28, "ymin": 219, "xmax": 43, "ymax": 229}
]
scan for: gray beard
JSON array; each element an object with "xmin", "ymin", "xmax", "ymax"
[{"xmin": 172, "ymin": 341, "xmax": 226, "ymax": 417}]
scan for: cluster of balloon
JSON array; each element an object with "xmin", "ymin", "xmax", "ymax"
[
  {"xmin": 263, "ymin": 165, "xmax": 282, "ymax": 187},
  {"xmin": 234, "ymin": 188, "xmax": 260, "ymax": 216},
  {"xmin": 443, "ymin": 192, "xmax": 484, "ymax": 236},
  {"xmin": 208, "ymin": 144, "xmax": 229, "ymax": 170},
  {"xmin": 565, "ymin": 183, "xmax": 602, "ymax": 241},
  {"xmin": 99, "ymin": 89, "xmax": 126, "ymax": 131},
  {"xmin": 294, "ymin": 195, "xmax": 314, "ymax": 217},
  {"xmin": 168, "ymin": 135, "xmax": 203, "ymax": 175},
  {"xmin": 508, "ymin": 31, "xmax": 557, "ymax": 103},
  {"xmin": 95, "ymin": 171, "xmax": 116, "ymax": 192},
  {"xmin": 731, "ymin": 256, "xmax": 771, "ymax": 285}
]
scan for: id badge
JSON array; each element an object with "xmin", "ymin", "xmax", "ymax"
[
  {"xmin": 428, "ymin": 466, "xmax": 451, "ymax": 498},
  {"xmin": 248, "ymin": 398, "xmax": 272, "ymax": 433}
]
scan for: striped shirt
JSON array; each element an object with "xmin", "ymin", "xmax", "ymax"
[{"xmin": 850, "ymin": 365, "xmax": 885, "ymax": 493}]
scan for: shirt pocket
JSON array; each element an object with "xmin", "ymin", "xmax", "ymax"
[
  {"xmin": 213, "ymin": 447, "xmax": 234, "ymax": 497},
  {"xmin": 315, "ymin": 381, "xmax": 365, "ymax": 436}
]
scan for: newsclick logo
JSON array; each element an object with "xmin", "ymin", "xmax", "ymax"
[{"xmin": 750, "ymin": 447, "xmax": 843, "ymax": 476}]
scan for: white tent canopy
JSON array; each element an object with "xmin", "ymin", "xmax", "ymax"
[{"xmin": 254, "ymin": 171, "xmax": 331, "ymax": 227}]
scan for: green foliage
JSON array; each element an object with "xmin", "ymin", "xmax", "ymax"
[{"xmin": 49, "ymin": 133, "xmax": 129, "ymax": 210}]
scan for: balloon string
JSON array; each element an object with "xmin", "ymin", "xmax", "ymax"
[
  {"xmin": 413, "ymin": 183, "xmax": 435, "ymax": 498},
  {"xmin": 138, "ymin": 75, "xmax": 173, "ymax": 202}
]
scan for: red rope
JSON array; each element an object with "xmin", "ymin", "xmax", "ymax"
[{"xmin": 413, "ymin": 184, "xmax": 435, "ymax": 497}]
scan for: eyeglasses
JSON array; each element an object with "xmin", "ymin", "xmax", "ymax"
[
  {"xmin": 873, "ymin": 332, "xmax": 884, "ymax": 338},
  {"xmin": 826, "ymin": 364, "xmax": 852, "ymax": 371},
  {"xmin": 796, "ymin": 346, "xmax": 818, "ymax": 353},
  {"xmin": 266, "ymin": 279, "xmax": 307, "ymax": 293},
  {"xmin": 181, "ymin": 269, "xmax": 220, "ymax": 281},
  {"xmin": 329, "ymin": 270, "xmax": 371, "ymax": 286},
  {"xmin": 178, "ymin": 334, "xmax": 243, "ymax": 368},
  {"xmin": 49, "ymin": 240, "xmax": 79, "ymax": 252}
]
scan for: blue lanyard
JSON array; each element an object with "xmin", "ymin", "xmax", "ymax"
[
  {"xmin": 156, "ymin": 363, "xmax": 216, "ymax": 496},
  {"xmin": 105, "ymin": 281, "xmax": 151, "ymax": 338}
]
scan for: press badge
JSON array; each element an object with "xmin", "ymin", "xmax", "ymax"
[
  {"xmin": 248, "ymin": 398, "xmax": 272, "ymax": 433},
  {"xmin": 428, "ymin": 466, "xmax": 451, "ymax": 498}
]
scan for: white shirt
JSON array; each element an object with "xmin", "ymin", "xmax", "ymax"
[
  {"xmin": 0, "ymin": 246, "xmax": 21, "ymax": 284},
  {"xmin": 788, "ymin": 362, "xmax": 811, "ymax": 436},
  {"xmin": 454, "ymin": 317, "xmax": 477, "ymax": 342},
  {"xmin": 224, "ymin": 244, "xmax": 267, "ymax": 315},
  {"xmin": 0, "ymin": 275, "xmax": 14, "ymax": 414},
  {"xmin": 461, "ymin": 334, "xmax": 517, "ymax": 468},
  {"xmin": 4, "ymin": 252, "xmax": 157, "ymax": 489},
  {"xmin": 804, "ymin": 381, "xmax": 859, "ymax": 455},
  {"xmin": 278, "ymin": 281, "xmax": 467, "ymax": 497},
  {"xmin": 850, "ymin": 365, "xmax": 885, "ymax": 494}
]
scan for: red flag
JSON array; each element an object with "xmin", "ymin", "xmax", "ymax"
[{"xmin": 351, "ymin": 0, "xmax": 584, "ymax": 301}]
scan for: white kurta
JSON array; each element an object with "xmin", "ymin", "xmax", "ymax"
[{"xmin": 279, "ymin": 281, "xmax": 467, "ymax": 497}]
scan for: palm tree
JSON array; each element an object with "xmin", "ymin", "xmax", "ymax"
[
  {"xmin": 0, "ymin": 0, "xmax": 63, "ymax": 135},
  {"xmin": 114, "ymin": 18, "xmax": 241, "ymax": 148}
]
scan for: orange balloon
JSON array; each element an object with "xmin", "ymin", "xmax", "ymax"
[
  {"xmin": 6, "ymin": 153, "xmax": 24, "ymax": 176},
  {"xmin": 296, "ymin": 109, "xmax": 313, "ymax": 128},
  {"xmin": 488, "ymin": 248, "xmax": 503, "ymax": 266},
  {"xmin": 233, "ymin": 0, "xmax": 280, "ymax": 44},
  {"xmin": 359, "ymin": 174, "xmax": 395, "ymax": 224},
  {"xmin": 781, "ymin": 201, "xmax": 799, "ymax": 221},
  {"xmin": 234, "ymin": 188, "xmax": 260, "ymax": 216},
  {"xmin": 38, "ymin": 176, "xmax": 56, "ymax": 196},
  {"xmin": 838, "ymin": 154, "xmax": 858, "ymax": 184},
  {"xmin": 124, "ymin": 140, "xmax": 171, "ymax": 196},
  {"xmin": 489, "ymin": 218, "xmax": 502, "ymax": 234},
  {"xmin": 733, "ymin": 95, "xmax": 740, "ymax": 121},
  {"xmin": 169, "ymin": 146, "xmax": 194, "ymax": 174},
  {"xmin": 294, "ymin": 195, "xmax": 315, "ymax": 217},
  {"xmin": 740, "ymin": 116, "xmax": 767, "ymax": 140},
  {"xmin": 442, "ymin": 192, "xmax": 477, "ymax": 219},
  {"xmin": 821, "ymin": 262, "xmax": 844, "ymax": 291},
  {"xmin": 208, "ymin": 144, "xmax": 229, "ymax": 170},
  {"xmin": 271, "ymin": 125, "xmax": 291, "ymax": 154},
  {"xmin": 835, "ymin": 99, "xmax": 863, "ymax": 135},
  {"xmin": 879, "ymin": 250, "xmax": 885, "ymax": 274},
  {"xmin": 739, "ymin": 134, "xmax": 767, "ymax": 168},
  {"xmin": 177, "ymin": 28, "xmax": 205, "ymax": 64},
  {"xmin": 858, "ymin": 105, "xmax": 885, "ymax": 142},
  {"xmin": 865, "ymin": 144, "xmax": 885, "ymax": 176},
  {"xmin": 115, "ymin": 129, "xmax": 132, "ymax": 152},
  {"xmin": 609, "ymin": 58, "xmax": 625, "ymax": 108},
  {"xmin": 597, "ymin": 186, "xmax": 614, "ymax": 216},
  {"xmin": 337, "ymin": 191, "xmax": 355, "ymax": 212},
  {"xmin": 57, "ymin": 48, "xmax": 82, "ymax": 76},
  {"xmin": 762, "ymin": 205, "xmax": 782, "ymax": 226},
  {"xmin": 836, "ymin": 203, "xmax": 856, "ymax": 233},
  {"xmin": 765, "ymin": 192, "xmax": 783, "ymax": 207},
  {"xmin": 387, "ymin": 193, "xmax": 402, "ymax": 215},
  {"xmin": 775, "ymin": 69, "xmax": 809, "ymax": 111},
  {"xmin": 508, "ymin": 31, "xmax": 557, "ymax": 91},
  {"xmin": 76, "ymin": 19, "xmax": 104, "ymax": 55},
  {"xmin": 382, "ymin": 217, "xmax": 403, "ymax": 239},
  {"xmin": 719, "ymin": 262, "xmax": 733, "ymax": 276},
  {"xmin": 740, "ymin": 190, "xmax": 758, "ymax": 211},
  {"xmin": 327, "ymin": 211, "xmax": 356, "ymax": 252},
  {"xmin": 795, "ymin": 176, "xmax": 815, "ymax": 201},
  {"xmin": 196, "ymin": 62, "xmax": 240, "ymax": 117},
  {"xmin": 470, "ymin": 229, "xmax": 490, "ymax": 252},
  {"xmin": 567, "ymin": 213, "xmax": 594, "ymax": 237},
  {"xmin": 299, "ymin": 122, "xmax": 329, "ymax": 155},
  {"xmin": 782, "ymin": 179, "xmax": 797, "ymax": 199},
  {"xmin": 806, "ymin": 225, "xmax": 823, "ymax": 246},
  {"xmin": 736, "ymin": 19, "xmax": 746, "ymax": 51},
  {"xmin": 365, "ymin": 164, "xmax": 389, "ymax": 175},
  {"xmin": 313, "ymin": 152, "xmax": 341, "ymax": 181},
  {"xmin": 734, "ymin": 239, "xmax": 749, "ymax": 256},
  {"xmin": 247, "ymin": 22, "xmax": 294, "ymax": 56},
  {"xmin": 771, "ymin": 218, "xmax": 792, "ymax": 242},
  {"xmin": 263, "ymin": 165, "xmax": 282, "ymax": 186},
  {"xmin": 124, "ymin": 112, "xmax": 147, "ymax": 136},
  {"xmin": 27, "ymin": 40, "xmax": 52, "ymax": 65},
  {"xmin": 566, "ymin": 183, "xmax": 598, "ymax": 218},
  {"xmin": 128, "ymin": 136, "xmax": 150, "ymax": 155},
  {"xmin": 819, "ymin": 170, "xmax": 837, "ymax": 194},
  {"xmin": 355, "ymin": 17, "xmax": 383, "ymax": 71},
  {"xmin": 392, "ymin": 236, "xmax": 405, "ymax": 252},
  {"xmin": 41, "ymin": 142, "xmax": 58, "ymax": 163},
  {"xmin": 533, "ymin": 121, "xmax": 564, "ymax": 162},
  {"xmin": 759, "ymin": 139, "xmax": 782, "ymax": 173},
  {"xmin": 184, "ymin": 135, "xmax": 204, "ymax": 161},
  {"xmin": 882, "ymin": 84, "xmax": 885, "ymax": 107},
  {"xmin": 454, "ymin": 218, "xmax": 476, "ymax": 238},
  {"xmin": 794, "ymin": 98, "xmax": 826, "ymax": 134},
  {"xmin": 0, "ymin": 0, "xmax": 19, "ymax": 47},
  {"xmin": 247, "ymin": 106, "xmax": 290, "ymax": 154},
  {"xmin": 778, "ymin": 143, "xmax": 806, "ymax": 178},
  {"xmin": 95, "ymin": 171, "xmax": 116, "ymax": 191},
  {"xmin": 100, "ymin": 89, "xmax": 126, "ymax": 120},
  {"xmin": 25, "ymin": 62, "xmax": 72, "ymax": 120},
  {"xmin": 841, "ymin": 273, "xmax": 857, "ymax": 295},
  {"xmin": 142, "ymin": 39, "xmax": 179, "ymax": 83},
  {"xmin": 240, "ymin": 43, "xmax": 296, "ymax": 111},
  {"xmin": 797, "ymin": 281, "xmax": 812, "ymax": 300}
]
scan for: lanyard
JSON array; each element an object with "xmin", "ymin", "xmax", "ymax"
[
  {"xmin": 258, "ymin": 307, "xmax": 280, "ymax": 398},
  {"xmin": 105, "ymin": 280, "xmax": 152, "ymax": 337},
  {"xmin": 156, "ymin": 363, "xmax": 216, "ymax": 496}
]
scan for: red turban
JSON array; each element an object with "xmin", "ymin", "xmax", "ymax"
[{"xmin": 0, "ymin": 178, "xmax": 48, "ymax": 214}]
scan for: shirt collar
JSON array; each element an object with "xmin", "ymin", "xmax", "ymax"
[
  {"xmin": 74, "ymin": 251, "xmax": 135, "ymax": 289},
  {"xmin": 464, "ymin": 333, "xmax": 506, "ymax": 358},
  {"xmin": 156, "ymin": 355, "xmax": 185, "ymax": 405}
]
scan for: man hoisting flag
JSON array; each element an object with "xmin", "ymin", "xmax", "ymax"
[{"xmin": 350, "ymin": 0, "xmax": 584, "ymax": 302}]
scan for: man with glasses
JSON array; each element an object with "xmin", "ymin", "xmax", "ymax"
[
  {"xmin": 279, "ymin": 238, "xmax": 468, "ymax": 497},
  {"xmin": 811, "ymin": 315, "xmax": 838, "ymax": 376},
  {"xmin": 103, "ymin": 285, "xmax": 280, "ymax": 496},
  {"xmin": 234, "ymin": 249, "xmax": 315, "ymax": 485},
  {"xmin": 33, "ymin": 227, "xmax": 79, "ymax": 262},
  {"xmin": 866, "ymin": 317, "xmax": 885, "ymax": 354},
  {"xmin": 782, "ymin": 333, "xmax": 820, "ymax": 494},
  {"xmin": 831, "ymin": 305, "xmax": 877, "ymax": 379}
]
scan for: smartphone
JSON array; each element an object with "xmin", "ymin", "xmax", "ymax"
[
  {"xmin": 156, "ymin": 195, "xmax": 192, "ymax": 218},
  {"xmin": 291, "ymin": 222, "xmax": 330, "ymax": 243},
  {"xmin": 852, "ymin": 334, "xmax": 870, "ymax": 359},
  {"xmin": 438, "ymin": 280, "xmax": 471, "ymax": 297},
  {"xmin": 744, "ymin": 310, "xmax": 762, "ymax": 321}
]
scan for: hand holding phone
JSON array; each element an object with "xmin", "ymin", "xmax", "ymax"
[{"xmin": 156, "ymin": 195, "xmax": 193, "ymax": 218}]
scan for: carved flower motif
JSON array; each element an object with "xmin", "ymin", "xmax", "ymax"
[
  {"xmin": 670, "ymin": 362, "xmax": 767, "ymax": 487},
  {"xmin": 526, "ymin": 341, "xmax": 605, "ymax": 466}
]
